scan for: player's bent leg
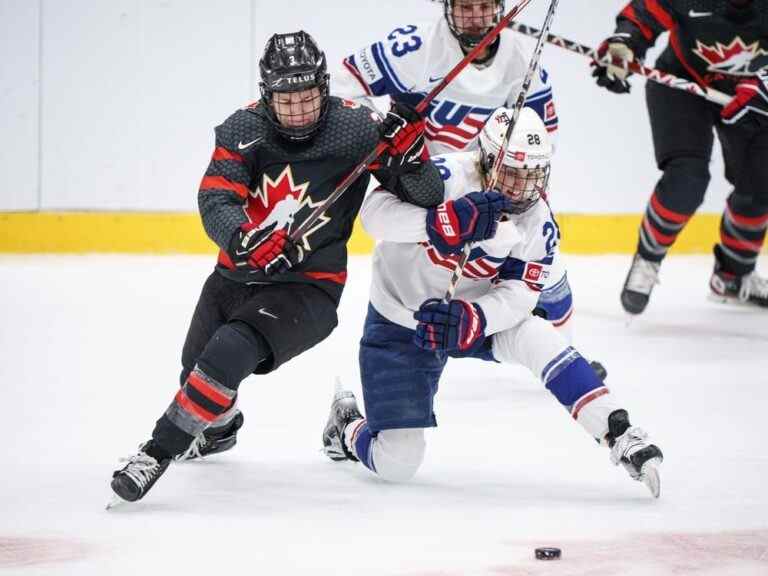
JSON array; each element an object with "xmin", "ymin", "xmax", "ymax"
[
  {"xmin": 322, "ymin": 388, "xmax": 426, "ymax": 482},
  {"xmin": 367, "ymin": 429, "xmax": 426, "ymax": 482},
  {"xmin": 111, "ymin": 321, "xmax": 270, "ymax": 504},
  {"xmin": 492, "ymin": 316, "xmax": 663, "ymax": 496}
]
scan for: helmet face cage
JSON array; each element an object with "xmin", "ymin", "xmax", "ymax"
[
  {"xmin": 479, "ymin": 138, "xmax": 550, "ymax": 214},
  {"xmin": 259, "ymin": 31, "xmax": 330, "ymax": 142},
  {"xmin": 444, "ymin": 0, "xmax": 505, "ymax": 48}
]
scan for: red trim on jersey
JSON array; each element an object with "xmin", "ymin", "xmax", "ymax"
[
  {"xmin": 187, "ymin": 372, "xmax": 232, "ymax": 408},
  {"xmin": 721, "ymin": 233, "xmax": 763, "ymax": 253},
  {"xmin": 304, "ymin": 270, "xmax": 348, "ymax": 285},
  {"xmin": 726, "ymin": 207, "xmax": 768, "ymax": 229},
  {"xmin": 620, "ymin": 4, "xmax": 654, "ymax": 41},
  {"xmin": 643, "ymin": 217, "xmax": 676, "ymax": 245},
  {"xmin": 175, "ymin": 389, "xmax": 217, "ymax": 423},
  {"xmin": 571, "ymin": 387, "xmax": 610, "ymax": 420},
  {"xmin": 644, "ymin": 0, "xmax": 674, "ymax": 30},
  {"xmin": 200, "ymin": 175, "xmax": 249, "ymax": 199},
  {"xmin": 212, "ymin": 147, "xmax": 244, "ymax": 163},
  {"xmin": 650, "ymin": 192, "xmax": 690, "ymax": 224},
  {"xmin": 343, "ymin": 58, "xmax": 373, "ymax": 96},
  {"xmin": 218, "ymin": 250, "xmax": 236, "ymax": 270}
]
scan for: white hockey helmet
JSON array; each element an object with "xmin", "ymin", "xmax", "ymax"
[{"xmin": 478, "ymin": 106, "xmax": 552, "ymax": 214}]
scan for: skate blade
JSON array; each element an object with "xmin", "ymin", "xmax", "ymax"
[
  {"xmin": 639, "ymin": 457, "xmax": 661, "ymax": 499},
  {"xmin": 106, "ymin": 494, "xmax": 127, "ymax": 510}
]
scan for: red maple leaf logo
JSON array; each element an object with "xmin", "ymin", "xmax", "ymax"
[
  {"xmin": 245, "ymin": 165, "xmax": 329, "ymax": 251},
  {"xmin": 693, "ymin": 37, "xmax": 768, "ymax": 76}
]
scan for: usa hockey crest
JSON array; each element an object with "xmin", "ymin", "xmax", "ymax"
[
  {"xmin": 246, "ymin": 165, "xmax": 330, "ymax": 251},
  {"xmin": 693, "ymin": 37, "xmax": 768, "ymax": 76}
]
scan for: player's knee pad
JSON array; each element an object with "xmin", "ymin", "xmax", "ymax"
[
  {"xmin": 371, "ymin": 428, "xmax": 426, "ymax": 483},
  {"xmin": 492, "ymin": 315, "xmax": 568, "ymax": 376},
  {"xmin": 195, "ymin": 321, "xmax": 271, "ymax": 392},
  {"xmin": 657, "ymin": 156, "xmax": 710, "ymax": 213}
]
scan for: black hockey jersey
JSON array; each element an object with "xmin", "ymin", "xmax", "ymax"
[
  {"xmin": 615, "ymin": 0, "xmax": 768, "ymax": 92},
  {"xmin": 197, "ymin": 96, "xmax": 442, "ymax": 303}
]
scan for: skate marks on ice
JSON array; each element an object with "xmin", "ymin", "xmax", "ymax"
[
  {"xmin": 400, "ymin": 529, "xmax": 768, "ymax": 576},
  {"xmin": 0, "ymin": 536, "xmax": 95, "ymax": 569}
]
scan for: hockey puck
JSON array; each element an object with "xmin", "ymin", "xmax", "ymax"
[{"xmin": 534, "ymin": 547, "xmax": 561, "ymax": 560}]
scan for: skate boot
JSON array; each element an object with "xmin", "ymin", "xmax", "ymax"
[
  {"xmin": 322, "ymin": 389, "xmax": 364, "ymax": 462},
  {"xmin": 709, "ymin": 263, "xmax": 768, "ymax": 308},
  {"xmin": 620, "ymin": 254, "xmax": 661, "ymax": 315},
  {"xmin": 606, "ymin": 409, "xmax": 663, "ymax": 498},
  {"xmin": 110, "ymin": 440, "xmax": 171, "ymax": 505},
  {"xmin": 176, "ymin": 410, "xmax": 245, "ymax": 462}
]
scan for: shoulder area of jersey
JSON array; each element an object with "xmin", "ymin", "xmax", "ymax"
[{"xmin": 216, "ymin": 102, "xmax": 269, "ymax": 146}]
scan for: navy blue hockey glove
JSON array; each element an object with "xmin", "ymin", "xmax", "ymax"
[
  {"xmin": 230, "ymin": 225, "xmax": 303, "ymax": 276},
  {"xmin": 426, "ymin": 191, "xmax": 513, "ymax": 255},
  {"xmin": 721, "ymin": 69, "xmax": 768, "ymax": 126},
  {"xmin": 371, "ymin": 100, "xmax": 428, "ymax": 173},
  {"xmin": 591, "ymin": 36, "xmax": 635, "ymax": 94},
  {"xmin": 414, "ymin": 298, "xmax": 487, "ymax": 354}
]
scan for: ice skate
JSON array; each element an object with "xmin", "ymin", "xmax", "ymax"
[
  {"xmin": 709, "ymin": 265, "xmax": 768, "ymax": 308},
  {"xmin": 108, "ymin": 441, "xmax": 171, "ymax": 507},
  {"xmin": 606, "ymin": 410, "xmax": 663, "ymax": 498},
  {"xmin": 620, "ymin": 254, "xmax": 661, "ymax": 315},
  {"xmin": 322, "ymin": 387, "xmax": 363, "ymax": 462},
  {"xmin": 176, "ymin": 410, "xmax": 245, "ymax": 462}
]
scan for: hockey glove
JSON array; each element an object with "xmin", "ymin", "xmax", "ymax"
[
  {"xmin": 721, "ymin": 70, "xmax": 768, "ymax": 126},
  {"xmin": 230, "ymin": 225, "xmax": 303, "ymax": 276},
  {"xmin": 591, "ymin": 36, "xmax": 635, "ymax": 94},
  {"xmin": 426, "ymin": 191, "xmax": 513, "ymax": 255},
  {"xmin": 413, "ymin": 298, "xmax": 487, "ymax": 354},
  {"xmin": 371, "ymin": 100, "xmax": 429, "ymax": 173}
]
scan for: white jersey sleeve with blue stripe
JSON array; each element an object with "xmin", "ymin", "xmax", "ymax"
[{"xmin": 333, "ymin": 19, "xmax": 558, "ymax": 156}]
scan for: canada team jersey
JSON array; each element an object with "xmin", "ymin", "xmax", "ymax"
[
  {"xmin": 334, "ymin": 19, "xmax": 558, "ymax": 155},
  {"xmin": 361, "ymin": 152, "xmax": 562, "ymax": 335}
]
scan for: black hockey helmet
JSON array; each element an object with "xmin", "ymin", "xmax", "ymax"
[
  {"xmin": 259, "ymin": 31, "xmax": 330, "ymax": 141},
  {"xmin": 444, "ymin": 0, "xmax": 505, "ymax": 49}
]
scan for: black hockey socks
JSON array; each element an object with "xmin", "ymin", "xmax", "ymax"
[
  {"xmin": 153, "ymin": 321, "xmax": 270, "ymax": 456},
  {"xmin": 716, "ymin": 196, "xmax": 768, "ymax": 276}
]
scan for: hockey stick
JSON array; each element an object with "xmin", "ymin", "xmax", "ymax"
[
  {"xmin": 507, "ymin": 21, "xmax": 731, "ymax": 106},
  {"xmin": 286, "ymin": 0, "xmax": 536, "ymax": 246},
  {"xmin": 441, "ymin": 0, "xmax": 560, "ymax": 303}
]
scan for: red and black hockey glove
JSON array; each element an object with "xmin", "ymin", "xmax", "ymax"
[
  {"xmin": 371, "ymin": 100, "xmax": 429, "ymax": 173},
  {"xmin": 230, "ymin": 225, "xmax": 303, "ymax": 276},
  {"xmin": 413, "ymin": 298, "xmax": 487, "ymax": 354},
  {"xmin": 591, "ymin": 35, "xmax": 634, "ymax": 94},
  {"xmin": 426, "ymin": 191, "xmax": 513, "ymax": 255},
  {"xmin": 721, "ymin": 70, "xmax": 768, "ymax": 126}
]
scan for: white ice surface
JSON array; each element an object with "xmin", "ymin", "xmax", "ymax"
[{"xmin": 1, "ymin": 254, "xmax": 767, "ymax": 575}]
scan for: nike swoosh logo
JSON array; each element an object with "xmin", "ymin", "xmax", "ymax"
[
  {"xmin": 258, "ymin": 307, "xmax": 279, "ymax": 319},
  {"xmin": 428, "ymin": 75, "xmax": 444, "ymax": 83},
  {"xmin": 238, "ymin": 137, "xmax": 263, "ymax": 150},
  {"xmin": 688, "ymin": 10, "xmax": 712, "ymax": 18}
]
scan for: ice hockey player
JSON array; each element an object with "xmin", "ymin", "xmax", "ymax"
[
  {"xmin": 108, "ymin": 31, "xmax": 443, "ymax": 505},
  {"xmin": 593, "ymin": 0, "xmax": 768, "ymax": 313},
  {"xmin": 321, "ymin": 107, "xmax": 664, "ymax": 498},
  {"xmin": 335, "ymin": 0, "xmax": 582, "ymax": 348}
]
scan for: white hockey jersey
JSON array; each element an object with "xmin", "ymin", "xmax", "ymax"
[
  {"xmin": 361, "ymin": 152, "xmax": 561, "ymax": 335},
  {"xmin": 334, "ymin": 18, "xmax": 558, "ymax": 155}
]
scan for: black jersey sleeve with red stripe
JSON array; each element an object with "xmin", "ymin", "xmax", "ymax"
[
  {"xmin": 197, "ymin": 109, "xmax": 263, "ymax": 251},
  {"xmin": 615, "ymin": 0, "xmax": 678, "ymax": 59}
]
